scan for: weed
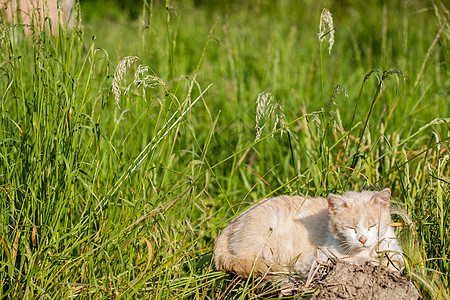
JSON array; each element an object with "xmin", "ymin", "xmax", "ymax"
[{"xmin": 0, "ymin": 0, "xmax": 449, "ymax": 299}]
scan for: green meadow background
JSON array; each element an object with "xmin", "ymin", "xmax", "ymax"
[{"xmin": 0, "ymin": 0, "xmax": 449, "ymax": 298}]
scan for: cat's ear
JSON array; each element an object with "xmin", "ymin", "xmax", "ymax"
[
  {"xmin": 327, "ymin": 194, "xmax": 348, "ymax": 214},
  {"xmin": 371, "ymin": 188, "xmax": 391, "ymax": 207}
]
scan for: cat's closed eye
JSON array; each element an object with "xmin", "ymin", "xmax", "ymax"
[
  {"xmin": 345, "ymin": 226, "xmax": 357, "ymax": 233},
  {"xmin": 368, "ymin": 224, "xmax": 377, "ymax": 230}
]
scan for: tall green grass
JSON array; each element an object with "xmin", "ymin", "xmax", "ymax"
[{"xmin": 0, "ymin": 0, "xmax": 449, "ymax": 298}]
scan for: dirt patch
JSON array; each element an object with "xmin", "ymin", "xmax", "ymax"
[{"xmin": 275, "ymin": 259, "xmax": 420, "ymax": 299}]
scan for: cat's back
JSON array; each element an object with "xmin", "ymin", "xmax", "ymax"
[{"xmin": 237, "ymin": 194, "xmax": 328, "ymax": 227}]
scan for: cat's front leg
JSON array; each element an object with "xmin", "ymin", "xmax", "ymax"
[
  {"xmin": 317, "ymin": 245, "xmax": 375, "ymax": 266},
  {"xmin": 377, "ymin": 236, "xmax": 405, "ymax": 272},
  {"xmin": 353, "ymin": 255, "xmax": 403, "ymax": 273},
  {"xmin": 350, "ymin": 255, "xmax": 380, "ymax": 267},
  {"xmin": 377, "ymin": 250, "xmax": 404, "ymax": 272},
  {"xmin": 316, "ymin": 247, "xmax": 338, "ymax": 265}
]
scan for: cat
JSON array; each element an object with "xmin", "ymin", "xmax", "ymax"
[{"xmin": 214, "ymin": 188, "xmax": 404, "ymax": 277}]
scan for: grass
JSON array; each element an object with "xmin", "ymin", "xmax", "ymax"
[{"xmin": 0, "ymin": 0, "xmax": 449, "ymax": 298}]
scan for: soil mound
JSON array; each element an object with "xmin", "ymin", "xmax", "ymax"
[{"xmin": 278, "ymin": 260, "xmax": 420, "ymax": 299}]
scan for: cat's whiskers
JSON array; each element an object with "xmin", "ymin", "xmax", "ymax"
[{"xmin": 337, "ymin": 241, "xmax": 358, "ymax": 255}]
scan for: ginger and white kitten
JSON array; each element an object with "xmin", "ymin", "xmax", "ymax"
[{"xmin": 214, "ymin": 188, "xmax": 404, "ymax": 277}]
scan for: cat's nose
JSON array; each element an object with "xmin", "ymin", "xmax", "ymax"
[{"xmin": 359, "ymin": 235, "xmax": 367, "ymax": 245}]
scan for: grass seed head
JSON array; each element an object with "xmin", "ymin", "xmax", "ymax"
[
  {"xmin": 255, "ymin": 92, "xmax": 287, "ymax": 142},
  {"xmin": 318, "ymin": 8, "xmax": 334, "ymax": 55},
  {"xmin": 131, "ymin": 65, "xmax": 165, "ymax": 99},
  {"xmin": 112, "ymin": 57, "xmax": 165, "ymax": 108},
  {"xmin": 112, "ymin": 56, "xmax": 139, "ymax": 108}
]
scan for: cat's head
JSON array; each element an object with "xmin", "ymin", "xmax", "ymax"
[{"xmin": 327, "ymin": 188, "xmax": 392, "ymax": 252}]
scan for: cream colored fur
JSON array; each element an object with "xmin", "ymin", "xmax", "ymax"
[
  {"xmin": 2, "ymin": 0, "xmax": 74, "ymax": 35},
  {"xmin": 214, "ymin": 188, "xmax": 404, "ymax": 277}
]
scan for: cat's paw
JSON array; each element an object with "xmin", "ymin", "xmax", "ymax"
[
  {"xmin": 379, "ymin": 252, "xmax": 405, "ymax": 273},
  {"xmin": 365, "ymin": 256, "xmax": 405, "ymax": 273},
  {"xmin": 383, "ymin": 259, "xmax": 405, "ymax": 273}
]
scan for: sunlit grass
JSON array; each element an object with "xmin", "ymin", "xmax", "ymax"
[{"xmin": 0, "ymin": 0, "xmax": 449, "ymax": 299}]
